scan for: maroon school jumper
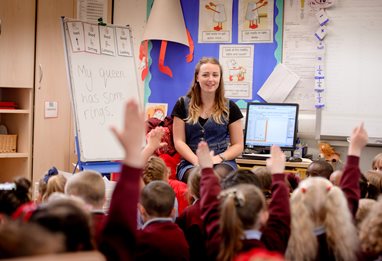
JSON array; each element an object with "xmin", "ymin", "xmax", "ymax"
[
  {"xmin": 99, "ymin": 164, "xmax": 189, "ymax": 261},
  {"xmin": 176, "ymin": 200, "xmax": 208, "ymax": 261},
  {"xmin": 200, "ymin": 168, "xmax": 290, "ymax": 260}
]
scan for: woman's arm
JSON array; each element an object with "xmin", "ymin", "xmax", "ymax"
[
  {"xmin": 213, "ymin": 119, "xmax": 244, "ymax": 164},
  {"xmin": 173, "ymin": 116, "xmax": 198, "ymax": 165}
]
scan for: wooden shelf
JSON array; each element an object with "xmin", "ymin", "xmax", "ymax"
[
  {"xmin": 0, "ymin": 152, "xmax": 29, "ymax": 158},
  {"xmin": 0, "ymin": 109, "xmax": 30, "ymax": 114}
]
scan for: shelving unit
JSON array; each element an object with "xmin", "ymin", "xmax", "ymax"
[{"xmin": 0, "ymin": 0, "xmax": 36, "ymax": 182}]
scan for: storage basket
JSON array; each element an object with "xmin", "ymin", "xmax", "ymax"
[{"xmin": 0, "ymin": 134, "xmax": 17, "ymax": 153}]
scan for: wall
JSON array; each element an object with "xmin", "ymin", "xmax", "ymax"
[{"xmin": 113, "ymin": 0, "xmax": 381, "ymax": 174}]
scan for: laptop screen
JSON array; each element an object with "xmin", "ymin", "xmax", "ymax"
[{"xmin": 244, "ymin": 102, "xmax": 299, "ymax": 152}]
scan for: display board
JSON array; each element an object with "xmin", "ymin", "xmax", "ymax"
[
  {"xmin": 320, "ymin": 0, "xmax": 382, "ymax": 141},
  {"xmin": 62, "ymin": 17, "xmax": 140, "ymax": 162}
]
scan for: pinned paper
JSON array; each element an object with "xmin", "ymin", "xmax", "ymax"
[
  {"xmin": 315, "ymin": 77, "xmax": 325, "ymax": 92},
  {"xmin": 315, "ymin": 25, "xmax": 327, "ymax": 41},
  {"xmin": 316, "ymin": 9, "xmax": 329, "ymax": 26},
  {"xmin": 99, "ymin": 26, "xmax": 116, "ymax": 56},
  {"xmin": 84, "ymin": 23, "xmax": 101, "ymax": 54},
  {"xmin": 257, "ymin": 63, "xmax": 300, "ymax": 103},
  {"xmin": 115, "ymin": 27, "xmax": 132, "ymax": 57},
  {"xmin": 67, "ymin": 21, "xmax": 85, "ymax": 52}
]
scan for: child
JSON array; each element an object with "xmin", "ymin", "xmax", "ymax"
[
  {"xmin": 0, "ymin": 177, "xmax": 31, "ymax": 218},
  {"xmin": 198, "ymin": 141, "xmax": 290, "ymax": 261},
  {"xmin": 306, "ymin": 159, "xmax": 334, "ymax": 179},
  {"xmin": 143, "ymin": 155, "xmax": 189, "ymax": 215},
  {"xmin": 176, "ymin": 167, "xmax": 207, "ymax": 261},
  {"xmin": 99, "ymin": 99, "xmax": 189, "ymax": 261},
  {"xmin": 371, "ymin": 153, "xmax": 382, "ymax": 171},
  {"xmin": 221, "ymin": 169, "xmax": 261, "ymax": 189},
  {"xmin": 29, "ymin": 196, "xmax": 94, "ymax": 252},
  {"xmin": 286, "ymin": 123, "xmax": 368, "ymax": 261},
  {"xmin": 359, "ymin": 197, "xmax": 382, "ymax": 260},
  {"xmin": 65, "ymin": 170, "xmax": 107, "ymax": 246}
]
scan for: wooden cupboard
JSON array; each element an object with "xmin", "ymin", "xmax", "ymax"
[{"xmin": 0, "ymin": 0, "xmax": 36, "ymax": 182}]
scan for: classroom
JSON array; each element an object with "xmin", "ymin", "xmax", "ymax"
[{"xmin": 1, "ymin": 0, "xmax": 382, "ymax": 260}]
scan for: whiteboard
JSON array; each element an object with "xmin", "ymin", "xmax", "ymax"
[
  {"xmin": 320, "ymin": 0, "xmax": 382, "ymax": 140},
  {"xmin": 62, "ymin": 18, "xmax": 140, "ymax": 161}
]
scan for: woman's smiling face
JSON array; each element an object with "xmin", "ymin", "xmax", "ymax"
[{"xmin": 197, "ymin": 63, "xmax": 221, "ymax": 94}]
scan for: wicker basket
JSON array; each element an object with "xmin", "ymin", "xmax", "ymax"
[{"xmin": 0, "ymin": 134, "xmax": 17, "ymax": 153}]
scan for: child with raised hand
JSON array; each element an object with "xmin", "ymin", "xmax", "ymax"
[
  {"xmin": 198, "ymin": 142, "xmax": 290, "ymax": 261},
  {"xmin": 286, "ymin": 123, "xmax": 367, "ymax": 261},
  {"xmin": 99, "ymin": 100, "xmax": 189, "ymax": 261}
]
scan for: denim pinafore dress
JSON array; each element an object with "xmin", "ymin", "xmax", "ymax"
[{"xmin": 176, "ymin": 96, "xmax": 238, "ymax": 181}]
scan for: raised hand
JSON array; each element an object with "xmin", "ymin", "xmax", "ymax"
[
  {"xmin": 146, "ymin": 127, "xmax": 167, "ymax": 152},
  {"xmin": 196, "ymin": 141, "xmax": 214, "ymax": 169},
  {"xmin": 266, "ymin": 145, "xmax": 286, "ymax": 174},
  {"xmin": 348, "ymin": 122, "xmax": 368, "ymax": 157},
  {"xmin": 111, "ymin": 99, "xmax": 145, "ymax": 168}
]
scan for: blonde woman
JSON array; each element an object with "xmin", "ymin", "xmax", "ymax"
[{"xmin": 172, "ymin": 57, "xmax": 244, "ymax": 183}]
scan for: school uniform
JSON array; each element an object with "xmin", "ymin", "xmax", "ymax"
[
  {"xmin": 91, "ymin": 210, "xmax": 107, "ymax": 247},
  {"xmin": 99, "ymin": 164, "xmax": 189, "ymax": 261},
  {"xmin": 136, "ymin": 217, "xmax": 189, "ymax": 261},
  {"xmin": 200, "ymin": 168, "xmax": 290, "ymax": 260},
  {"xmin": 176, "ymin": 200, "xmax": 208, "ymax": 261},
  {"xmin": 168, "ymin": 178, "xmax": 189, "ymax": 215}
]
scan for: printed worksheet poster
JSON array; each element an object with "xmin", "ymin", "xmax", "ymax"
[
  {"xmin": 219, "ymin": 45, "xmax": 254, "ymax": 99},
  {"xmin": 84, "ymin": 23, "xmax": 101, "ymax": 54},
  {"xmin": 282, "ymin": 0, "xmax": 318, "ymax": 111},
  {"xmin": 67, "ymin": 21, "xmax": 85, "ymax": 52},
  {"xmin": 238, "ymin": 0, "xmax": 274, "ymax": 43},
  {"xmin": 99, "ymin": 26, "xmax": 116, "ymax": 56},
  {"xmin": 198, "ymin": 0, "xmax": 233, "ymax": 43}
]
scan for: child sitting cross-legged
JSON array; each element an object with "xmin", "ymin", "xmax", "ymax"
[{"xmin": 99, "ymin": 99, "xmax": 189, "ymax": 261}]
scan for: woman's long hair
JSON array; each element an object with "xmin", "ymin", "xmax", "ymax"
[
  {"xmin": 286, "ymin": 177, "xmax": 359, "ymax": 261},
  {"xmin": 186, "ymin": 57, "xmax": 228, "ymax": 124}
]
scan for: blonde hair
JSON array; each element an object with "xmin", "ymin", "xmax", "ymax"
[
  {"xmin": 359, "ymin": 196, "xmax": 382, "ymax": 255},
  {"xmin": 372, "ymin": 153, "xmax": 382, "ymax": 170},
  {"xmin": 286, "ymin": 177, "xmax": 359, "ymax": 261},
  {"xmin": 218, "ymin": 184, "xmax": 266, "ymax": 261},
  {"xmin": 186, "ymin": 57, "xmax": 229, "ymax": 124},
  {"xmin": 187, "ymin": 166, "xmax": 201, "ymax": 201},
  {"xmin": 65, "ymin": 170, "xmax": 105, "ymax": 208},
  {"xmin": 356, "ymin": 198, "xmax": 376, "ymax": 226},
  {"xmin": 143, "ymin": 156, "xmax": 168, "ymax": 185},
  {"xmin": 42, "ymin": 174, "xmax": 67, "ymax": 202}
]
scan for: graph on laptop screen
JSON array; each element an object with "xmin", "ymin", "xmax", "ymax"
[{"xmin": 244, "ymin": 102, "xmax": 299, "ymax": 153}]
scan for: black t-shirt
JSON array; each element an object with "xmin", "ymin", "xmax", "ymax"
[{"xmin": 171, "ymin": 97, "xmax": 243, "ymax": 125}]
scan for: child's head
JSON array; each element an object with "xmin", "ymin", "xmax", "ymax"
[
  {"xmin": 140, "ymin": 180, "xmax": 175, "ymax": 221},
  {"xmin": 221, "ymin": 169, "xmax": 261, "ymax": 190},
  {"xmin": 329, "ymin": 170, "xmax": 343, "ymax": 186},
  {"xmin": 218, "ymin": 184, "xmax": 267, "ymax": 261},
  {"xmin": 365, "ymin": 170, "xmax": 382, "ymax": 199},
  {"xmin": 42, "ymin": 174, "xmax": 67, "ymax": 202},
  {"xmin": 306, "ymin": 160, "xmax": 334, "ymax": 179},
  {"xmin": 372, "ymin": 153, "xmax": 382, "ymax": 171},
  {"xmin": 143, "ymin": 156, "xmax": 169, "ymax": 185},
  {"xmin": 286, "ymin": 177, "xmax": 358, "ymax": 261},
  {"xmin": 29, "ymin": 196, "xmax": 93, "ymax": 252},
  {"xmin": 359, "ymin": 197, "xmax": 382, "ymax": 257},
  {"xmin": 65, "ymin": 170, "xmax": 105, "ymax": 210},
  {"xmin": 356, "ymin": 198, "xmax": 376, "ymax": 227},
  {"xmin": 0, "ymin": 177, "xmax": 31, "ymax": 217},
  {"xmin": 187, "ymin": 166, "xmax": 201, "ymax": 201}
]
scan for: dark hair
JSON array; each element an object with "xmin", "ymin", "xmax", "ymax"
[
  {"xmin": 0, "ymin": 219, "xmax": 64, "ymax": 258},
  {"xmin": 221, "ymin": 169, "xmax": 261, "ymax": 189},
  {"xmin": 140, "ymin": 181, "xmax": 175, "ymax": 217},
  {"xmin": 253, "ymin": 167, "xmax": 272, "ymax": 199},
  {"xmin": 29, "ymin": 198, "xmax": 94, "ymax": 252},
  {"xmin": 306, "ymin": 160, "xmax": 334, "ymax": 179},
  {"xmin": 0, "ymin": 177, "xmax": 31, "ymax": 216},
  {"xmin": 364, "ymin": 170, "xmax": 382, "ymax": 200}
]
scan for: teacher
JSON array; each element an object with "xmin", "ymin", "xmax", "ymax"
[{"xmin": 171, "ymin": 57, "xmax": 244, "ymax": 183}]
